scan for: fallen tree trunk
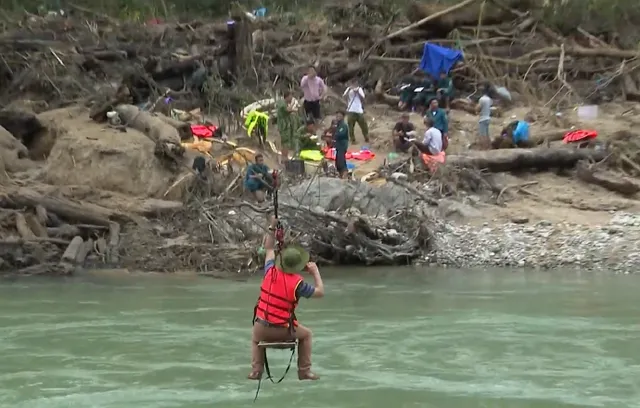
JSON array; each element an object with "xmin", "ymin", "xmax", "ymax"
[
  {"xmin": 15, "ymin": 213, "xmax": 35, "ymax": 239},
  {"xmin": 155, "ymin": 113, "xmax": 192, "ymax": 140},
  {"xmin": 114, "ymin": 104, "xmax": 181, "ymax": 145},
  {"xmin": 76, "ymin": 238, "xmax": 94, "ymax": 265},
  {"xmin": 107, "ymin": 222, "xmax": 120, "ymax": 264},
  {"xmin": 61, "ymin": 236, "xmax": 84, "ymax": 264},
  {"xmin": 576, "ymin": 161, "xmax": 640, "ymax": 196},
  {"xmin": 0, "ymin": 187, "xmax": 115, "ymax": 226},
  {"xmin": 114, "ymin": 104, "xmax": 185, "ymax": 163},
  {"xmin": 47, "ymin": 224, "xmax": 82, "ymax": 239},
  {"xmin": 530, "ymin": 128, "xmax": 573, "ymax": 145},
  {"xmin": 446, "ymin": 147, "xmax": 607, "ymax": 173},
  {"xmin": 137, "ymin": 198, "xmax": 183, "ymax": 215},
  {"xmin": 25, "ymin": 213, "xmax": 48, "ymax": 237},
  {"xmin": 0, "ymin": 237, "xmax": 70, "ymax": 246}
]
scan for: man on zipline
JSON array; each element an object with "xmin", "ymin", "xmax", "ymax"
[{"xmin": 248, "ymin": 216, "xmax": 324, "ymax": 381}]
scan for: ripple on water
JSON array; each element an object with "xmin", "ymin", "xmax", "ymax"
[{"xmin": 1, "ymin": 273, "xmax": 640, "ymax": 408}]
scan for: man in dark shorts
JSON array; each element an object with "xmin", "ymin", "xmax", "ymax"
[
  {"xmin": 392, "ymin": 112, "xmax": 417, "ymax": 153},
  {"xmin": 300, "ymin": 66, "xmax": 326, "ymax": 122}
]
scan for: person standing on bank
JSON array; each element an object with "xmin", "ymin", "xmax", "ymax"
[
  {"xmin": 248, "ymin": 216, "xmax": 324, "ymax": 381},
  {"xmin": 300, "ymin": 66, "xmax": 326, "ymax": 123},
  {"xmin": 476, "ymin": 84, "xmax": 493, "ymax": 149},
  {"xmin": 332, "ymin": 110, "xmax": 350, "ymax": 179},
  {"xmin": 276, "ymin": 91, "xmax": 301, "ymax": 161},
  {"xmin": 343, "ymin": 80, "xmax": 369, "ymax": 144}
]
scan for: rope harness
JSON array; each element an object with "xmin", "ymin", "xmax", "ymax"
[{"xmin": 253, "ymin": 170, "xmax": 296, "ymax": 402}]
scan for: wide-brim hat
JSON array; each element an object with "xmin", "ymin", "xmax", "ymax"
[{"xmin": 276, "ymin": 245, "xmax": 310, "ymax": 273}]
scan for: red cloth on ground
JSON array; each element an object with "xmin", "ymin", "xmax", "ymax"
[
  {"xmin": 563, "ymin": 129, "xmax": 597, "ymax": 144},
  {"xmin": 323, "ymin": 148, "xmax": 375, "ymax": 161},
  {"xmin": 191, "ymin": 124, "xmax": 219, "ymax": 139}
]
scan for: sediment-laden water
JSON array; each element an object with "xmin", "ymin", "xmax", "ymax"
[{"xmin": 1, "ymin": 268, "xmax": 638, "ymax": 408}]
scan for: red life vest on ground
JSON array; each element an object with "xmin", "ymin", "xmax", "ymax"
[{"xmin": 254, "ymin": 266, "xmax": 303, "ymax": 327}]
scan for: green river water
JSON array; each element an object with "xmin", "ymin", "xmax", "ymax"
[{"xmin": 0, "ymin": 268, "xmax": 639, "ymax": 408}]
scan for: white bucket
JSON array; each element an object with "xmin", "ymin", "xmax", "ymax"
[{"xmin": 577, "ymin": 105, "xmax": 598, "ymax": 120}]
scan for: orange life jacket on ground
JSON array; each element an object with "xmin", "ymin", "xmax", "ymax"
[{"xmin": 254, "ymin": 266, "xmax": 303, "ymax": 327}]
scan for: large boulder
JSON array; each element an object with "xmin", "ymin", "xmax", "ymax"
[{"xmin": 280, "ymin": 177, "xmax": 413, "ymax": 216}]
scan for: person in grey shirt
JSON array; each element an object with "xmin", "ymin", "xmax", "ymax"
[{"xmin": 476, "ymin": 84, "xmax": 492, "ymax": 149}]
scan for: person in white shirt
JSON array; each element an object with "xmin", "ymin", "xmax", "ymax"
[
  {"xmin": 414, "ymin": 116, "xmax": 443, "ymax": 155},
  {"xmin": 476, "ymin": 83, "xmax": 492, "ymax": 149},
  {"xmin": 343, "ymin": 80, "xmax": 369, "ymax": 144}
]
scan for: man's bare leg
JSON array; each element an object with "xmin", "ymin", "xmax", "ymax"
[{"xmin": 254, "ymin": 190, "xmax": 266, "ymax": 203}]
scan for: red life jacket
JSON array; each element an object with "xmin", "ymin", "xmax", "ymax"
[{"xmin": 254, "ymin": 266, "xmax": 303, "ymax": 327}]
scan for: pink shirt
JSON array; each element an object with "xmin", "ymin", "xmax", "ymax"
[{"xmin": 300, "ymin": 75, "xmax": 325, "ymax": 101}]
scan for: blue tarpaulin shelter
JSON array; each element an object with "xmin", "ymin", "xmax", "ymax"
[{"xmin": 419, "ymin": 43, "xmax": 463, "ymax": 78}]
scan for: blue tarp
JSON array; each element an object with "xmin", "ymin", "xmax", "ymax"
[{"xmin": 419, "ymin": 43, "xmax": 463, "ymax": 78}]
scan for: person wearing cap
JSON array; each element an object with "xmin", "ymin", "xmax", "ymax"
[{"xmin": 248, "ymin": 216, "xmax": 324, "ymax": 381}]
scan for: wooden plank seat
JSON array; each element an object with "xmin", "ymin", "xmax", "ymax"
[{"xmin": 257, "ymin": 340, "xmax": 297, "ymax": 350}]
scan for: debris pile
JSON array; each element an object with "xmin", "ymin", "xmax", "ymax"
[
  {"xmin": 118, "ymin": 177, "xmax": 441, "ymax": 274},
  {"xmin": 1, "ymin": 0, "xmax": 640, "ymax": 116}
]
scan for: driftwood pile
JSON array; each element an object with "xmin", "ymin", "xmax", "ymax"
[
  {"xmin": 0, "ymin": 187, "xmax": 124, "ymax": 276},
  {"xmin": 118, "ymin": 176, "xmax": 439, "ymax": 274},
  {"xmin": 1, "ymin": 0, "xmax": 640, "ymax": 119}
]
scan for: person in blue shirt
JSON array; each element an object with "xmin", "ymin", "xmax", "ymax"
[
  {"xmin": 493, "ymin": 115, "xmax": 534, "ymax": 149},
  {"xmin": 426, "ymin": 98, "xmax": 449, "ymax": 150},
  {"xmin": 332, "ymin": 110, "xmax": 350, "ymax": 178},
  {"xmin": 244, "ymin": 153, "xmax": 274, "ymax": 202}
]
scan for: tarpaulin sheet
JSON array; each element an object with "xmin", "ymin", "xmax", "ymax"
[{"xmin": 419, "ymin": 43, "xmax": 463, "ymax": 78}]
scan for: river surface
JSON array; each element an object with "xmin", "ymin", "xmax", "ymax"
[{"xmin": 0, "ymin": 268, "xmax": 639, "ymax": 408}]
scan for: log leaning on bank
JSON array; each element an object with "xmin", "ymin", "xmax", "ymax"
[
  {"xmin": 576, "ymin": 160, "xmax": 640, "ymax": 196},
  {"xmin": 382, "ymin": 147, "xmax": 607, "ymax": 175},
  {"xmin": 446, "ymin": 147, "xmax": 607, "ymax": 173},
  {"xmin": 114, "ymin": 104, "xmax": 185, "ymax": 163},
  {"xmin": 0, "ymin": 187, "xmax": 114, "ymax": 225}
]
